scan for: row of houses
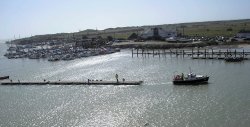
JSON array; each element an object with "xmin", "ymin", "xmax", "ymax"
[{"xmin": 139, "ymin": 27, "xmax": 250, "ymax": 42}]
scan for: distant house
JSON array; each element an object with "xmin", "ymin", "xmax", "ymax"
[
  {"xmin": 236, "ymin": 30, "xmax": 250, "ymax": 39},
  {"xmin": 140, "ymin": 27, "xmax": 177, "ymax": 40}
]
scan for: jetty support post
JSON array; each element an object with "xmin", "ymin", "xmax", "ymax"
[
  {"xmin": 153, "ymin": 49, "xmax": 154, "ymax": 57},
  {"xmin": 192, "ymin": 48, "xmax": 194, "ymax": 58},
  {"xmin": 204, "ymin": 49, "xmax": 206, "ymax": 59},
  {"xmin": 137, "ymin": 48, "xmax": 138, "ymax": 57},
  {"xmin": 176, "ymin": 49, "xmax": 178, "ymax": 57},
  {"xmin": 158, "ymin": 49, "xmax": 160, "ymax": 58},
  {"xmin": 197, "ymin": 48, "xmax": 200, "ymax": 58},
  {"xmin": 147, "ymin": 49, "xmax": 149, "ymax": 57},
  {"xmin": 234, "ymin": 49, "xmax": 237, "ymax": 58},
  {"xmin": 243, "ymin": 49, "xmax": 245, "ymax": 58},
  {"xmin": 219, "ymin": 50, "xmax": 221, "ymax": 58},
  {"xmin": 212, "ymin": 49, "xmax": 213, "ymax": 58},
  {"xmin": 226, "ymin": 49, "xmax": 228, "ymax": 57},
  {"xmin": 164, "ymin": 49, "xmax": 166, "ymax": 57},
  {"xmin": 132, "ymin": 48, "xmax": 133, "ymax": 58},
  {"xmin": 142, "ymin": 49, "xmax": 144, "ymax": 57},
  {"xmin": 170, "ymin": 49, "xmax": 172, "ymax": 57}
]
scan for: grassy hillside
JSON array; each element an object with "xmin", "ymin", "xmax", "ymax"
[
  {"xmin": 9, "ymin": 19, "xmax": 250, "ymax": 44},
  {"xmin": 175, "ymin": 19, "xmax": 250, "ymax": 37}
]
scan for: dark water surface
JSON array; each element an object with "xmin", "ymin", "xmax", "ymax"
[{"xmin": 0, "ymin": 42, "xmax": 249, "ymax": 126}]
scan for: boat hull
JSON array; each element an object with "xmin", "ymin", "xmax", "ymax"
[
  {"xmin": 224, "ymin": 57, "xmax": 243, "ymax": 62},
  {"xmin": 173, "ymin": 77, "xmax": 209, "ymax": 85},
  {"xmin": 0, "ymin": 76, "xmax": 9, "ymax": 80}
]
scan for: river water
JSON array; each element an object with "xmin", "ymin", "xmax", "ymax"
[{"xmin": 0, "ymin": 42, "xmax": 249, "ymax": 127}]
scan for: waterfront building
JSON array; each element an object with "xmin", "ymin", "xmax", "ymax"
[{"xmin": 140, "ymin": 27, "xmax": 177, "ymax": 40}]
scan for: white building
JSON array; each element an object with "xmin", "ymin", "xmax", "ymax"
[{"xmin": 140, "ymin": 27, "xmax": 177, "ymax": 39}]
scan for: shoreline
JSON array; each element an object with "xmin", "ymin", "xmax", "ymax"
[{"xmin": 111, "ymin": 41, "xmax": 250, "ymax": 49}]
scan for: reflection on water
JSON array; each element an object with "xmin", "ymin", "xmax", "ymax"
[{"xmin": 0, "ymin": 43, "xmax": 250, "ymax": 126}]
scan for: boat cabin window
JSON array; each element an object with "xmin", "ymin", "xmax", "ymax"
[{"xmin": 188, "ymin": 73, "xmax": 196, "ymax": 78}]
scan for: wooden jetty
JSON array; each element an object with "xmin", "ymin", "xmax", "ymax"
[
  {"xmin": 0, "ymin": 80, "xmax": 143, "ymax": 85},
  {"xmin": 132, "ymin": 48, "xmax": 250, "ymax": 60}
]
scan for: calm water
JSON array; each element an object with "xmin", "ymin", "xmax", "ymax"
[{"xmin": 0, "ymin": 42, "xmax": 250, "ymax": 127}]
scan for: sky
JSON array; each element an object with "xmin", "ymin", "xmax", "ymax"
[{"xmin": 0, "ymin": 0, "xmax": 250, "ymax": 39}]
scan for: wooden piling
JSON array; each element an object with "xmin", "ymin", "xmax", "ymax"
[
  {"xmin": 243, "ymin": 49, "xmax": 245, "ymax": 58},
  {"xmin": 234, "ymin": 49, "xmax": 236, "ymax": 57},
  {"xmin": 147, "ymin": 49, "xmax": 149, "ymax": 57},
  {"xmin": 132, "ymin": 49, "xmax": 133, "ymax": 57},
  {"xmin": 212, "ymin": 49, "xmax": 213, "ymax": 58},
  {"xmin": 192, "ymin": 48, "xmax": 194, "ymax": 58},
  {"xmin": 158, "ymin": 49, "xmax": 160, "ymax": 58},
  {"xmin": 164, "ymin": 49, "xmax": 166, "ymax": 57},
  {"xmin": 204, "ymin": 49, "xmax": 206, "ymax": 59},
  {"xmin": 142, "ymin": 49, "xmax": 144, "ymax": 57},
  {"xmin": 137, "ymin": 49, "xmax": 138, "ymax": 57},
  {"xmin": 153, "ymin": 49, "xmax": 154, "ymax": 57},
  {"xmin": 197, "ymin": 48, "xmax": 200, "ymax": 57},
  {"xmin": 226, "ymin": 49, "xmax": 228, "ymax": 57},
  {"xmin": 219, "ymin": 50, "xmax": 221, "ymax": 58},
  {"xmin": 176, "ymin": 49, "xmax": 178, "ymax": 57}
]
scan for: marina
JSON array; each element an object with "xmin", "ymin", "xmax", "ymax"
[
  {"xmin": 0, "ymin": 43, "xmax": 250, "ymax": 126},
  {"xmin": 4, "ymin": 43, "xmax": 121, "ymax": 61},
  {"xmin": 1, "ymin": 0, "xmax": 250, "ymax": 126}
]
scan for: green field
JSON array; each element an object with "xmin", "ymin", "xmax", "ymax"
[{"xmin": 177, "ymin": 20, "xmax": 250, "ymax": 37}]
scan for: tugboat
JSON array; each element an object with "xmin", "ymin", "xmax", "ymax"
[{"xmin": 173, "ymin": 72, "xmax": 209, "ymax": 85}]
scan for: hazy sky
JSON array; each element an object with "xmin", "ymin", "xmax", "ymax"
[{"xmin": 1, "ymin": 0, "xmax": 250, "ymax": 39}]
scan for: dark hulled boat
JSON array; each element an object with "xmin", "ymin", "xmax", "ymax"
[
  {"xmin": 173, "ymin": 73, "xmax": 209, "ymax": 85},
  {"xmin": 224, "ymin": 57, "xmax": 244, "ymax": 62},
  {"xmin": 0, "ymin": 76, "xmax": 9, "ymax": 80}
]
